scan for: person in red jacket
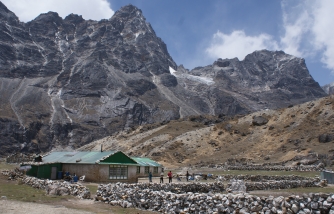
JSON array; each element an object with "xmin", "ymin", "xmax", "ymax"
[{"xmin": 167, "ymin": 171, "xmax": 172, "ymax": 183}]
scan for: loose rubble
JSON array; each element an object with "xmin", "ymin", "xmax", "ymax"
[
  {"xmin": 1, "ymin": 168, "xmax": 24, "ymax": 180},
  {"xmin": 96, "ymin": 182, "xmax": 334, "ymax": 213}
]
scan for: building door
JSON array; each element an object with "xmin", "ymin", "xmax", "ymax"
[{"xmin": 51, "ymin": 167, "xmax": 57, "ymax": 179}]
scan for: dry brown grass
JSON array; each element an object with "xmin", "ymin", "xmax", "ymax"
[{"xmin": 79, "ymin": 95, "xmax": 334, "ymax": 169}]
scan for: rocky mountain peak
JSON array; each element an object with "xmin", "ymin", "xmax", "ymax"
[
  {"xmin": 0, "ymin": 1, "xmax": 19, "ymax": 25},
  {"xmin": 113, "ymin": 4, "xmax": 144, "ymax": 20},
  {"xmin": 110, "ymin": 4, "xmax": 155, "ymax": 39},
  {"xmin": 64, "ymin": 13, "xmax": 85, "ymax": 24},
  {"xmin": 30, "ymin": 11, "xmax": 63, "ymax": 25}
]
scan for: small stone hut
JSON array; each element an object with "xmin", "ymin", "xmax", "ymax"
[{"xmin": 24, "ymin": 151, "xmax": 163, "ymax": 183}]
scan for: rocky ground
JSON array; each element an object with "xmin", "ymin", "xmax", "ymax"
[{"xmin": 77, "ymin": 95, "xmax": 334, "ymax": 169}]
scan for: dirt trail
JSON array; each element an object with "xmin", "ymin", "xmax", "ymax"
[{"xmin": 0, "ymin": 200, "xmax": 94, "ymax": 214}]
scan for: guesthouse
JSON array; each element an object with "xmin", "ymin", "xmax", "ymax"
[{"xmin": 24, "ymin": 151, "xmax": 163, "ymax": 183}]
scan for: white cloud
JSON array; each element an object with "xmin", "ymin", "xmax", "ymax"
[
  {"xmin": 280, "ymin": 0, "xmax": 334, "ymax": 72},
  {"xmin": 2, "ymin": 0, "xmax": 114, "ymax": 22},
  {"xmin": 311, "ymin": 0, "xmax": 334, "ymax": 71},
  {"xmin": 205, "ymin": 0, "xmax": 334, "ymax": 74},
  {"xmin": 205, "ymin": 30, "xmax": 279, "ymax": 60},
  {"xmin": 280, "ymin": 8, "xmax": 311, "ymax": 57}
]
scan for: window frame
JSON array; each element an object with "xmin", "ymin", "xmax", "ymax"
[
  {"xmin": 109, "ymin": 165, "xmax": 128, "ymax": 180},
  {"xmin": 144, "ymin": 166, "xmax": 149, "ymax": 174},
  {"xmin": 136, "ymin": 166, "xmax": 141, "ymax": 174},
  {"xmin": 153, "ymin": 167, "xmax": 158, "ymax": 173}
]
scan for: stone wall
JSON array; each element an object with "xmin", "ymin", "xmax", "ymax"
[
  {"xmin": 22, "ymin": 176, "xmax": 91, "ymax": 199},
  {"xmin": 217, "ymin": 174, "xmax": 318, "ymax": 182},
  {"xmin": 231, "ymin": 180, "xmax": 320, "ymax": 191},
  {"xmin": 97, "ymin": 182, "xmax": 226, "ymax": 195},
  {"xmin": 96, "ymin": 183, "xmax": 334, "ymax": 213},
  {"xmin": 224, "ymin": 164, "xmax": 323, "ymax": 171}
]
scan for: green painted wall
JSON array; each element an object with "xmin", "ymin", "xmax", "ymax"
[
  {"xmin": 26, "ymin": 165, "xmax": 38, "ymax": 177},
  {"xmin": 100, "ymin": 152, "xmax": 137, "ymax": 164},
  {"xmin": 26, "ymin": 163, "xmax": 63, "ymax": 179}
]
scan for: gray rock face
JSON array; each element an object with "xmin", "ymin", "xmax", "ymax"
[
  {"xmin": 0, "ymin": 2, "xmax": 327, "ymax": 155},
  {"xmin": 322, "ymin": 83, "xmax": 334, "ymax": 95},
  {"xmin": 318, "ymin": 133, "xmax": 334, "ymax": 143},
  {"xmin": 252, "ymin": 116, "xmax": 269, "ymax": 126},
  {"xmin": 176, "ymin": 51, "xmax": 326, "ymax": 112}
]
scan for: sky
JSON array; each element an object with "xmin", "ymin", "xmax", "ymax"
[{"xmin": 2, "ymin": 0, "xmax": 334, "ymax": 86}]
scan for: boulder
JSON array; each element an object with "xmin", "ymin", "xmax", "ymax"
[
  {"xmin": 252, "ymin": 116, "xmax": 268, "ymax": 126},
  {"xmin": 318, "ymin": 134, "xmax": 334, "ymax": 143}
]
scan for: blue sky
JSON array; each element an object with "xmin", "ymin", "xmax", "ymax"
[{"xmin": 3, "ymin": 0, "xmax": 334, "ymax": 86}]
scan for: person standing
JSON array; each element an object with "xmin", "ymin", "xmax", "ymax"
[
  {"xmin": 186, "ymin": 171, "xmax": 190, "ymax": 182},
  {"xmin": 160, "ymin": 171, "xmax": 164, "ymax": 183},
  {"xmin": 167, "ymin": 171, "xmax": 172, "ymax": 183},
  {"xmin": 149, "ymin": 171, "xmax": 152, "ymax": 182}
]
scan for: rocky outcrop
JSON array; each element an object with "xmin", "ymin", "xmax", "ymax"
[
  {"xmin": 319, "ymin": 133, "xmax": 334, "ymax": 143},
  {"xmin": 252, "ymin": 116, "xmax": 268, "ymax": 126},
  {"xmin": 0, "ymin": 2, "xmax": 327, "ymax": 156},
  {"xmin": 322, "ymin": 82, "xmax": 334, "ymax": 95}
]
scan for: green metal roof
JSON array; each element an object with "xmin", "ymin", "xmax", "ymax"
[
  {"xmin": 41, "ymin": 151, "xmax": 117, "ymax": 164},
  {"xmin": 38, "ymin": 151, "xmax": 163, "ymax": 167},
  {"xmin": 131, "ymin": 157, "xmax": 162, "ymax": 167}
]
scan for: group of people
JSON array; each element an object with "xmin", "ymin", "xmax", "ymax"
[{"xmin": 148, "ymin": 170, "xmax": 192, "ymax": 183}]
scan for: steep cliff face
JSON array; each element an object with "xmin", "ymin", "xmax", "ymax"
[
  {"xmin": 0, "ymin": 3, "xmax": 179, "ymax": 155},
  {"xmin": 0, "ymin": 2, "xmax": 327, "ymax": 156}
]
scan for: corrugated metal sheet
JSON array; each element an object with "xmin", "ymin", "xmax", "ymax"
[
  {"xmin": 39, "ymin": 151, "xmax": 163, "ymax": 167},
  {"xmin": 131, "ymin": 157, "xmax": 162, "ymax": 167},
  {"xmin": 41, "ymin": 151, "xmax": 117, "ymax": 164},
  {"xmin": 321, "ymin": 170, "xmax": 334, "ymax": 184}
]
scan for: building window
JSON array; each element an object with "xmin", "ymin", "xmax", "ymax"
[
  {"xmin": 109, "ymin": 165, "xmax": 128, "ymax": 179},
  {"xmin": 136, "ymin": 166, "xmax": 140, "ymax": 174},
  {"xmin": 153, "ymin": 167, "xmax": 158, "ymax": 173},
  {"xmin": 144, "ymin": 166, "xmax": 149, "ymax": 173}
]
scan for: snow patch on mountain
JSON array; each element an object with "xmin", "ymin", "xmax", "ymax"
[{"xmin": 169, "ymin": 66, "xmax": 214, "ymax": 85}]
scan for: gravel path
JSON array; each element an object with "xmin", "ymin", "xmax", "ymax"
[{"xmin": 0, "ymin": 200, "xmax": 93, "ymax": 214}]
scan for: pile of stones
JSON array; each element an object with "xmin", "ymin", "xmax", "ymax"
[
  {"xmin": 22, "ymin": 176, "xmax": 90, "ymax": 199},
  {"xmin": 1, "ymin": 168, "xmax": 24, "ymax": 180},
  {"xmin": 96, "ymin": 183, "xmax": 334, "ymax": 213},
  {"xmin": 227, "ymin": 180, "xmax": 246, "ymax": 192}
]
